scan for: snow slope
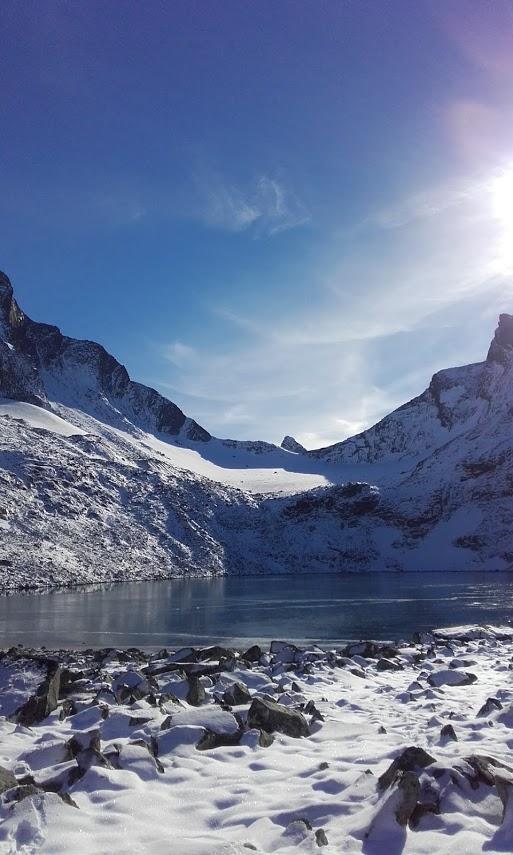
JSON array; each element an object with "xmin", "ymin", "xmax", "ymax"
[
  {"xmin": 1, "ymin": 269, "xmax": 513, "ymax": 589},
  {"xmin": 1, "ymin": 631, "xmax": 513, "ymax": 853}
]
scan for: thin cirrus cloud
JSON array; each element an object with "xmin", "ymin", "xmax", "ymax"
[
  {"xmin": 191, "ymin": 170, "xmax": 310, "ymax": 236},
  {"xmin": 159, "ymin": 162, "xmax": 513, "ymax": 448}
]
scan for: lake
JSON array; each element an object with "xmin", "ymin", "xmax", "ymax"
[{"xmin": 1, "ymin": 571, "xmax": 513, "ymax": 648}]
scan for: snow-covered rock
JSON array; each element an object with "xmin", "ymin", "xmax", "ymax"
[{"xmin": 280, "ymin": 435, "xmax": 306, "ymax": 453}]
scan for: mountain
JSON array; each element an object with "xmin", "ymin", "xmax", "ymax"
[
  {"xmin": 309, "ymin": 313, "xmax": 513, "ymax": 467},
  {"xmin": 0, "ymin": 271, "xmax": 210, "ymax": 442},
  {"xmin": 1, "ymin": 271, "xmax": 512, "ymax": 591}
]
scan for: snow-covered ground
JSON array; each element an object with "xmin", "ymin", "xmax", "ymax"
[{"xmin": 1, "ymin": 627, "xmax": 513, "ymax": 853}]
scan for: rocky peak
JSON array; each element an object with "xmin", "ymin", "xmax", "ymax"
[
  {"xmin": 487, "ymin": 314, "xmax": 513, "ymax": 365},
  {"xmin": 0, "ymin": 270, "xmax": 13, "ymax": 298},
  {"xmin": 0, "ymin": 270, "xmax": 211, "ymax": 440},
  {"xmin": 0, "ymin": 271, "xmax": 13, "ymax": 321},
  {"xmin": 281, "ymin": 435, "xmax": 306, "ymax": 454},
  {"xmin": 0, "ymin": 271, "xmax": 25, "ymax": 332}
]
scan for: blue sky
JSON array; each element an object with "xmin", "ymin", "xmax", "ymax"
[{"xmin": 2, "ymin": 0, "xmax": 513, "ymax": 446}]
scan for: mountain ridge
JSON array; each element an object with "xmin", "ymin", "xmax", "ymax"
[{"xmin": 1, "ymin": 270, "xmax": 512, "ymax": 590}]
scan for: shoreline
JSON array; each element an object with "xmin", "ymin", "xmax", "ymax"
[{"xmin": 2, "ymin": 565, "xmax": 513, "ymax": 599}]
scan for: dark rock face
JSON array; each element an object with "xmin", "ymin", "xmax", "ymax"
[
  {"xmin": 395, "ymin": 770, "xmax": 420, "ymax": 826},
  {"xmin": 487, "ymin": 314, "xmax": 513, "ymax": 365},
  {"xmin": 0, "ymin": 271, "xmax": 210, "ymax": 441},
  {"xmin": 0, "ymin": 765, "xmax": 18, "ymax": 795},
  {"xmin": 13, "ymin": 661, "xmax": 61, "ymax": 726},
  {"xmin": 186, "ymin": 676, "xmax": 206, "ymax": 706},
  {"xmin": 247, "ymin": 697, "xmax": 309, "ymax": 738}
]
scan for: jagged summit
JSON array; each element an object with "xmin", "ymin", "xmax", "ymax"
[
  {"xmin": 310, "ymin": 311, "xmax": 513, "ymax": 465},
  {"xmin": 487, "ymin": 313, "xmax": 513, "ymax": 365},
  {"xmin": 281, "ymin": 435, "xmax": 306, "ymax": 454},
  {"xmin": 0, "ymin": 271, "xmax": 210, "ymax": 441},
  {"xmin": 0, "ymin": 270, "xmax": 12, "ymax": 295}
]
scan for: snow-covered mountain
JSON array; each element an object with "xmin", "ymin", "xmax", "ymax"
[{"xmin": 1, "ymin": 270, "xmax": 512, "ymax": 590}]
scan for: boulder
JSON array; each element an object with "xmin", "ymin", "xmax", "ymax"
[
  {"xmin": 196, "ymin": 729, "xmax": 243, "ymax": 751},
  {"xmin": 241, "ymin": 644, "xmax": 262, "ymax": 663},
  {"xmin": 315, "ymin": 828, "xmax": 329, "ymax": 846},
  {"xmin": 378, "ymin": 746, "xmax": 436, "ymax": 790},
  {"xmin": 377, "ymin": 658, "xmax": 403, "ymax": 672},
  {"xmin": 477, "ymin": 697, "xmax": 503, "ymax": 717},
  {"xmin": 427, "ymin": 670, "xmax": 477, "ymax": 688},
  {"xmin": 0, "ymin": 766, "xmax": 18, "ymax": 794},
  {"xmin": 223, "ymin": 682, "xmax": 251, "ymax": 706},
  {"xmin": 440, "ymin": 724, "xmax": 457, "ymax": 742},
  {"xmin": 247, "ymin": 697, "xmax": 309, "ymax": 738},
  {"xmin": 186, "ymin": 676, "xmax": 206, "ymax": 706},
  {"xmin": 270, "ymin": 641, "xmax": 299, "ymax": 663},
  {"xmin": 13, "ymin": 661, "xmax": 61, "ymax": 726}
]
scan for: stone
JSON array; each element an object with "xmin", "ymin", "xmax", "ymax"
[
  {"xmin": 67, "ymin": 729, "xmax": 101, "ymax": 757},
  {"xmin": 0, "ymin": 765, "xmax": 18, "ymax": 794},
  {"xmin": 463, "ymin": 754, "xmax": 513, "ymax": 787},
  {"xmin": 315, "ymin": 828, "xmax": 329, "ymax": 846},
  {"xmin": 427, "ymin": 670, "xmax": 477, "ymax": 688},
  {"xmin": 247, "ymin": 697, "xmax": 309, "ymax": 738},
  {"xmin": 13, "ymin": 661, "xmax": 61, "ymax": 726},
  {"xmin": 196, "ymin": 729, "xmax": 243, "ymax": 751},
  {"xmin": 440, "ymin": 724, "xmax": 457, "ymax": 742},
  {"xmin": 378, "ymin": 746, "xmax": 436, "ymax": 790},
  {"xmin": 270, "ymin": 641, "xmax": 299, "ymax": 663},
  {"xmin": 395, "ymin": 771, "xmax": 420, "ymax": 826},
  {"xmin": 258, "ymin": 729, "xmax": 274, "ymax": 748},
  {"xmin": 186, "ymin": 675, "xmax": 206, "ymax": 706},
  {"xmin": 223, "ymin": 682, "xmax": 251, "ymax": 706},
  {"xmin": 477, "ymin": 697, "xmax": 503, "ymax": 717},
  {"xmin": 241, "ymin": 645, "xmax": 262, "ymax": 663},
  {"xmin": 303, "ymin": 700, "xmax": 324, "ymax": 722},
  {"xmin": 377, "ymin": 658, "xmax": 403, "ymax": 672}
]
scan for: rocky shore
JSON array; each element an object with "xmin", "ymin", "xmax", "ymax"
[{"xmin": 0, "ymin": 626, "xmax": 513, "ymax": 852}]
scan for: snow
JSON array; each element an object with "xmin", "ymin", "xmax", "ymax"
[
  {"xmin": 1, "ymin": 630, "xmax": 513, "ymax": 852},
  {"xmin": 0, "ymin": 400, "xmax": 85, "ymax": 438}
]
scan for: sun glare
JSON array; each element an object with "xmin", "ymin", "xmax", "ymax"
[{"xmin": 491, "ymin": 165, "xmax": 513, "ymax": 273}]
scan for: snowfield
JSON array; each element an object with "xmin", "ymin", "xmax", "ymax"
[{"xmin": 0, "ymin": 628, "xmax": 513, "ymax": 853}]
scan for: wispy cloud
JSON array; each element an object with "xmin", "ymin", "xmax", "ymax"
[
  {"xmin": 191, "ymin": 169, "xmax": 310, "ymax": 236},
  {"xmin": 158, "ymin": 163, "xmax": 513, "ymax": 447}
]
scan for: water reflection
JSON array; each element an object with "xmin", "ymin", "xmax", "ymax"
[{"xmin": 0, "ymin": 572, "xmax": 512, "ymax": 648}]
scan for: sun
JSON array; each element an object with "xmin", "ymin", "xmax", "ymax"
[{"xmin": 490, "ymin": 166, "xmax": 513, "ymax": 273}]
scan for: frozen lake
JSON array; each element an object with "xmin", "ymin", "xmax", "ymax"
[{"xmin": 1, "ymin": 571, "xmax": 513, "ymax": 648}]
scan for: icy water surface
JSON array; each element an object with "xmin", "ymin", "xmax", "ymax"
[{"xmin": 1, "ymin": 572, "xmax": 513, "ymax": 647}]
